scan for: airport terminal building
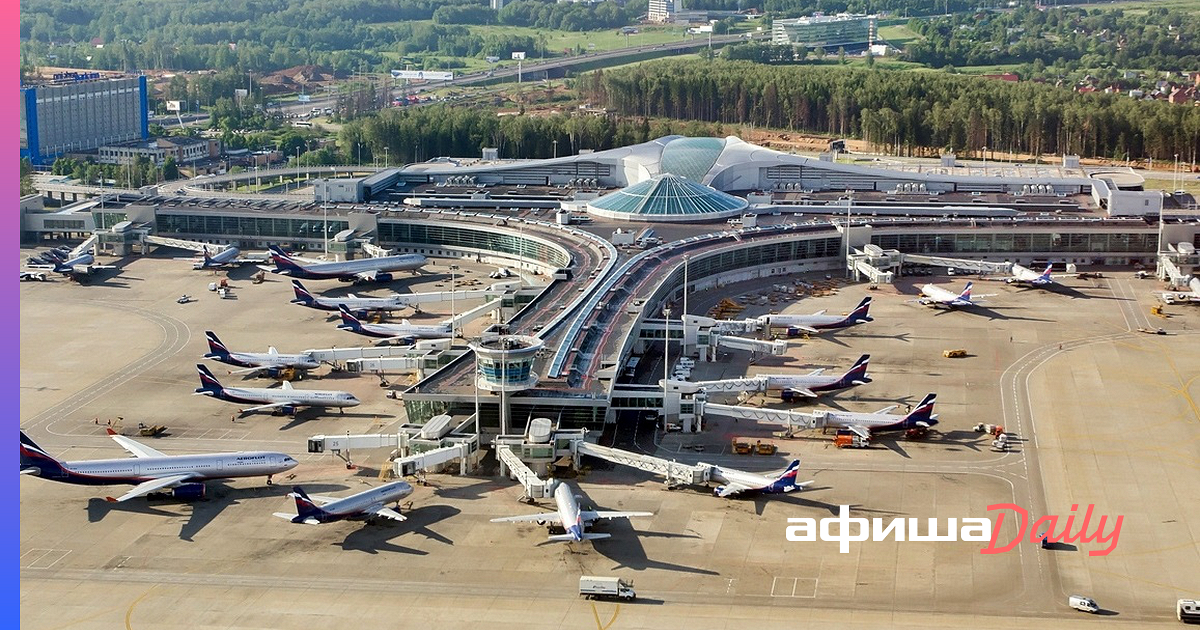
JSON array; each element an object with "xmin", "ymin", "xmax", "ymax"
[{"xmin": 21, "ymin": 135, "xmax": 1199, "ymax": 435}]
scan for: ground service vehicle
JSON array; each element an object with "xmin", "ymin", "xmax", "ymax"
[
  {"xmin": 1068, "ymin": 595, "xmax": 1099, "ymax": 613},
  {"xmin": 579, "ymin": 576, "xmax": 636, "ymax": 601},
  {"xmin": 1179, "ymin": 599, "xmax": 1200, "ymax": 623}
]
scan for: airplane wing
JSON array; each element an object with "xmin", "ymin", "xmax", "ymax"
[
  {"xmin": 811, "ymin": 310, "xmax": 827, "ymax": 316},
  {"xmin": 805, "ymin": 368, "xmax": 826, "ymax": 377},
  {"xmin": 715, "ymin": 484, "xmax": 752, "ymax": 498},
  {"xmin": 872, "ymin": 404, "xmax": 899, "ymax": 414},
  {"xmin": 844, "ymin": 425, "xmax": 872, "ymax": 440},
  {"xmin": 228, "ymin": 365, "xmax": 269, "ymax": 375},
  {"xmin": 106, "ymin": 474, "xmax": 195, "ymax": 502},
  {"xmin": 790, "ymin": 324, "xmax": 819, "ymax": 333},
  {"xmin": 109, "ymin": 433, "xmax": 167, "ymax": 458},
  {"xmin": 20, "ymin": 468, "xmax": 38, "ymax": 475},
  {"xmin": 581, "ymin": 510, "xmax": 654, "ymax": 520},
  {"xmin": 490, "ymin": 513, "xmax": 556, "ymax": 523},
  {"xmin": 786, "ymin": 387, "xmax": 817, "ymax": 398},
  {"xmin": 240, "ymin": 401, "xmax": 295, "ymax": 413},
  {"xmin": 369, "ymin": 505, "xmax": 407, "ymax": 522},
  {"xmin": 354, "ymin": 270, "xmax": 379, "ymax": 282}
]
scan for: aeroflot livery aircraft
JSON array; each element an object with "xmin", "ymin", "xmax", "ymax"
[
  {"xmin": 917, "ymin": 282, "xmax": 996, "ymax": 308},
  {"xmin": 265, "ymin": 245, "xmax": 426, "ymax": 282},
  {"xmin": 204, "ymin": 331, "xmax": 320, "ymax": 376},
  {"xmin": 491, "ymin": 480, "xmax": 653, "ymax": 543},
  {"xmin": 194, "ymin": 364, "xmax": 359, "ymax": 415},
  {"xmin": 20, "ymin": 430, "xmax": 297, "ymax": 502},
  {"xmin": 758, "ymin": 297, "xmax": 873, "ymax": 333},
  {"xmin": 274, "ymin": 481, "xmax": 414, "ymax": 524}
]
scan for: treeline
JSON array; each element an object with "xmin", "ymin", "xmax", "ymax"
[
  {"xmin": 906, "ymin": 5, "xmax": 1200, "ymax": 71},
  {"xmin": 20, "ymin": 0, "xmax": 639, "ymax": 74},
  {"xmin": 335, "ymin": 105, "xmax": 728, "ymax": 164},
  {"xmin": 683, "ymin": 0, "xmax": 977, "ymax": 18},
  {"xmin": 49, "ymin": 155, "xmax": 181, "ymax": 187},
  {"xmin": 582, "ymin": 59, "xmax": 1200, "ymax": 162}
]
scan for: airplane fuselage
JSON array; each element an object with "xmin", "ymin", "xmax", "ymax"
[
  {"xmin": 552, "ymin": 481, "xmax": 587, "ymax": 541},
  {"xmin": 21, "ymin": 451, "xmax": 296, "ymax": 486},
  {"xmin": 211, "ymin": 351, "xmax": 320, "ymax": 371},
  {"xmin": 342, "ymin": 321, "xmax": 450, "ymax": 339},
  {"xmin": 764, "ymin": 314, "xmax": 859, "ymax": 330},
  {"xmin": 276, "ymin": 254, "xmax": 427, "ymax": 280},
  {"xmin": 201, "ymin": 385, "xmax": 359, "ymax": 408},
  {"xmin": 302, "ymin": 295, "xmax": 409, "ymax": 312},
  {"xmin": 307, "ymin": 481, "xmax": 414, "ymax": 522}
]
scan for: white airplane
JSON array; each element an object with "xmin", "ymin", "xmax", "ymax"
[
  {"xmin": 336, "ymin": 304, "xmax": 451, "ymax": 343},
  {"xmin": 1158, "ymin": 277, "xmax": 1200, "ymax": 305},
  {"xmin": 273, "ymin": 481, "xmax": 413, "ymax": 524},
  {"xmin": 19, "ymin": 430, "xmax": 297, "ymax": 502},
  {"xmin": 1006, "ymin": 263, "xmax": 1058, "ymax": 286},
  {"xmin": 491, "ymin": 480, "xmax": 653, "ymax": 542},
  {"xmin": 811, "ymin": 393, "xmax": 939, "ymax": 440},
  {"xmin": 264, "ymin": 245, "xmax": 427, "ymax": 282},
  {"xmin": 290, "ymin": 280, "xmax": 411, "ymax": 316},
  {"xmin": 771, "ymin": 354, "xmax": 871, "ymax": 399},
  {"xmin": 758, "ymin": 296, "xmax": 873, "ymax": 333},
  {"xmin": 191, "ymin": 245, "xmax": 268, "ymax": 270},
  {"xmin": 916, "ymin": 282, "xmax": 995, "ymax": 308},
  {"xmin": 203, "ymin": 331, "xmax": 320, "ymax": 377},
  {"xmin": 194, "ymin": 364, "xmax": 359, "ymax": 415},
  {"xmin": 711, "ymin": 459, "xmax": 813, "ymax": 498}
]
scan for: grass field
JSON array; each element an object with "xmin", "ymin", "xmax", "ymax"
[
  {"xmin": 1058, "ymin": 0, "xmax": 1200, "ymax": 13},
  {"xmin": 877, "ymin": 24, "xmax": 923, "ymax": 49}
]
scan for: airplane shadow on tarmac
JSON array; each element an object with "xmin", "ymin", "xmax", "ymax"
[
  {"xmin": 336, "ymin": 504, "xmax": 460, "ymax": 555},
  {"xmin": 562, "ymin": 486, "xmax": 718, "ymax": 576},
  {"xmin": 86, "ymin": 481, "xmax": 352, "ymax": 542}
]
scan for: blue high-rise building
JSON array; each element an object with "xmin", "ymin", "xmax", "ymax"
[{"xmin": 20, "ymin": 74, "xmax": 148, "ymax": 166}]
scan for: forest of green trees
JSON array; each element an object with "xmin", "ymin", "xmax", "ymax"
[
  {"xmin": 20, "ymin": 0, "xmax": 635, "ymax": 74},
  {"xmin": 582, "ymin": 59, "xmax": 1200, "ymax": 162},
  {"xmin": 905, "ymin": 5, "xmax": 1200, "ymax": 70}
]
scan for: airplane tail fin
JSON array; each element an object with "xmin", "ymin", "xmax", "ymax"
[
  {"xmin": 268, "ymin": 245, "xmax": 303, "ymax": 274},
  {"xmin": 839, "ymin": 354, "xmax": 871, "ymax": 386},
  {"xmin": 958, "ymin": 282, "xmax": 974, "ymax": 301},
  {"xmin": 194, "ymin": 363, "xmax": 225, "ymax": 394},
  {"xmin": 845, "ymin": 296, "xmax": 874, "ymax": 323},
  {"xmin": 203, "ymin": 331, "xmax": 231, "ymax": 359},
  {"xmin": 904, "ymin": 393, "xmax": 939, "ymax": 427},
  {"xmin": 289, "ymin": 486, "xmax": 330, "ymax": 523},
  {"xmin": 290, "ymin": 280, "xmax": 316, "ymax": 305},
  {"xmin": 20, "ymin": 431, "xmax": 66, "ymax": 478},
  {"xmin": 337, "ymin": 305, "xmax": 362, "ymax": 330}
]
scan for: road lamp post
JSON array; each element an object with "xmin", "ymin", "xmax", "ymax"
[
  {"xmin": 449, "ymin": 264, "xmax": 459, "ymax": 338},
  {"xmin": 552, "ymin": 139, "xmax": 558, "ymax": 159},
  {"xmin": 662, "ymin": 306, "xmax": 671, "ymax": 432},
  {"xmin": 384, "ymin": 146, "xmax": 389, "ymax": 169},
  {"xmin": 982, "ymin": 146, "xmax": 988, "ymax": 176}
]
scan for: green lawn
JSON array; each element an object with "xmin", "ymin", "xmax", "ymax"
[
  {"xmin": 1058, "ymin": 0, "xmax": 1200, "ymax": 14},
  {"xmin": 877, "ymin": 24, "xmax": 923, "ymax": 49}
]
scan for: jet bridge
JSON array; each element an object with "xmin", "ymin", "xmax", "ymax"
[
  {"xmin": 141, "ymin": 234, "xmax": 223, "ymax": 253},
  {"xmin": 697, "ymin": 401, "xmax": 821, "ymax": 431},
  {"xmin": 495, "ymin": 444, "xmax": 551, "ymax": 500},
  {"xmin": 72, "ymin": 234, "xmax": 99, "ymax": 258},
  {"xmin": 1157, "ymin": 252, "xmax": 1190, "ymax": 286},
  {"xmin": 663, "ymin": 377, "xmax": 767, "ymax": 395},
  {"xmin": 713, "ymin": 334, "xmax": 787, "ymax": 356},
  {"xmin": 306, "ymin": 340, "xmax": 451, "ymax": 366},
  {"xmin": 574, "ymin": 442, "xmax": 711, "ymax": 488},
  {"xmin": 306, "ymin": 414, "xmax": 479, "ymax": 475},
  {"xmin": 900, "ymin": 254, "xmax": 1010, "ymax": 275}
]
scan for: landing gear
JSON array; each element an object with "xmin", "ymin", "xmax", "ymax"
[{"xmin": 266, "ymin": 474, "xmax": 274, "ymax": 486}]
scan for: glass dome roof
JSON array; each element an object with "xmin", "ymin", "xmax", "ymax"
[
  {"xmin": 587, "ymin": 174, "xmax": 748, "ymax": 222},
  {"xmin": 659, "ymin": 137, "xmax": 727, "ymax": 183}
]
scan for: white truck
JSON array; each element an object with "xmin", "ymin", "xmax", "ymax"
[
  {"xmin": 1068, "ymin": 595, "xmax": 1099, "ymax": 613},
  {"xmin": 579, "ymin": 576, "xmax": 636, "ymax": 601}
]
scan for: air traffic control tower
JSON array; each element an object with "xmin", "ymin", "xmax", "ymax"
[{"xmin": 470, "ymin": 335, "xmax": 544, "ymax": 435}]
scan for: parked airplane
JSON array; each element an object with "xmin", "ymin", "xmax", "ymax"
[
  {"xmin": 491, "ymin": 480, "xmax": 653, "ymax": 542},
  {"xmin": 336, "ymin": 304, "xmax": 450, "ymax": 343},
  {"xmin": 712, "ymin": 459, "xmax": 812, "ymax": 498},
  {"xmin": 20, "ymin": 430, "xmax": 297, "ymax": 502},
  {"xmin": 194, "ymin": 364, "xmax": 359, "ymax": 415},
  {"xmin": 203, "ymin": 331, "xmax": 320, "ymax": 377},
  {"xmin": 291, "ymin": 280, "xmax": 411, "ymax": 317},
  {"xmin": 916, "ymin": 282, "xmax": 995, "ymax": 308},
  {"xmin": 1006, "ymin": 263, "xmax": 1057, "ymax": 286},
  {"xmin": 1159, "ymin": 277, "xmax": 1200, "ymax": 305},
  {"xmin": 772, "ymin": 355, "xmax": 871, "ymax": 399},
  {"xmin": 273, "ymin": 481, "xmax": 413, "ymax": 524},
  {"xmin": 817, "ymin": 393, "xmax": 939, "ymax": 439},
  {"xmin": 264, "ymin": 245, "xmax": 427, "ymax": 282},
  {"xmin": 192, "ymin": 245, "xmax": 267, "ymax": 270},
  {"xmin": 758, "ymin": 297, "xmax": 874, "ymax": 333}
]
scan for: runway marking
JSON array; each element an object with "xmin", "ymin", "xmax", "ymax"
[
  {"xmin": 770, "ymin": 576, "xmax": 817, "ymax": 598},
  {"xmin": 589, "ymin": 602, "xmax": 619, "ymax": 630},
  {"xmin": 124, "ymin": 585, "xmax": 157, "ymax": 630},
  {"xmin": 24, "ymin": 548, "xmax": 70, "ymax": 569}
]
